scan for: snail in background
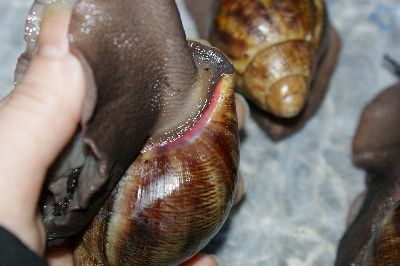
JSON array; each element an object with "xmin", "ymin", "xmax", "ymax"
[
  {"xmin": 209, "ymin": 0, "xmax": 341, "ymax": 140},
  {"xmin": 335, "ymin": 57, "xmax": 400, "ymax": 266},
  {"xmin": 18, "ymin": 0, "xmax": 239, "ymax": 264}
]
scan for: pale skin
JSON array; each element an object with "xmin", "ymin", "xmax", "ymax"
[{"xmin": 0, "ymin": 5, "xmax": 247, "ymax": 266}]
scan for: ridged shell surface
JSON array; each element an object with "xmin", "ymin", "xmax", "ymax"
[
  {"xmin": 73, "ymin": 42, "xmax": 239, "ymax": 266},
  {"xmin": 210, "ymin": 0, "xmax": 327, "ymax": 118},
  {"xmin": 363, "ymin": 204, "xmax": 400, "ymax": 266}
]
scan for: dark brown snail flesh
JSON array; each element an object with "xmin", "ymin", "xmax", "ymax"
[
  {"xmin": 74, "ymin": 42, "xmax": 239, "ymax": 265},
  {"xmin": 17, "ymin": 0, "xmax": 239, "ymax": 265},
  {"xmin": 335, "ymin": 58, "xmax": 400, "ymax": 266},
  {"xmin": 209, "ymin": 0, "xmax": 341, "ymax": 140}
]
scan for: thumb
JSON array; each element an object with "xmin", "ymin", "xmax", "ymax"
[{"xmin": 0, "ymin": 3, "xmax": 85, "ymax": 251}]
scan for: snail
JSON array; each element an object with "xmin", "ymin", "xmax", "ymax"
[
  {"xmin": 362, "ymin": 204, "xmax": 400, "ymax": 266},
  {"xmin": 17, "ymin": 0, "xmax": 239, "ymax": 264},
  {"xmin": 335, "ymin": 57, "xmax": 400, "ymax": 265},
  {"xmin": 209, "ymin": 0, "xmax": 341, "ymax": 140},
  {"xmin": 73, "ymin": 49, "xmax": 238, "ymax": 265}
]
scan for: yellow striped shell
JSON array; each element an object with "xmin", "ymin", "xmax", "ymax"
[
  {"xmin": 363, "ymin": 204, "xmax": 400, "ymax": 266},
  {"xmin": 210, "ymin": 0, "xmax": 328, "ymax": 118}
]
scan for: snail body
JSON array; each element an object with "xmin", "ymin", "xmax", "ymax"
[
  {"xmin": 335, "ymin": 59, "xmax": 400, "ymax": 265},
  {"xmin": 74, "ymin": 42, "xmax": 239, "ymax": 265},
  {"xmin": 19, "ymin": 0, "xmax": 239, "ymax": 264},
  {"xmin": 362, "ymin": 203, "xmax": 400, "ymax": 266},
  {"xmin": 210, "ymin": 0, "xmax": 341, "ymax": 140}
]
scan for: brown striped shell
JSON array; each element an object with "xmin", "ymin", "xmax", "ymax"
[
  {"xmin": 335, "ymin": 60, "xmax": 400, "ymax": 265},
  {"xmin": 362, "ymin": 204, "xmax": 400, "ymax": 266},
  {"xmin": 210, "ymin": 0, "xmax": 328, "ymax": 118},
  {"xmin": 73, "ymin": 41, "xmax": 239, "ymax": 266}
]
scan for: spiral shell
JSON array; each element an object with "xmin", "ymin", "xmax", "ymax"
[
  {"xmin": 73, "ymin": 41, "xmax": 239, "ymax": 266},
  {"xmin": 362, "ymin": 203, "xmax": 400, "ymax": 266},
  {"xmin": 335, "ymin": 79, "xmax": 400, "ymax": 266},
  {"xmin": 210, "ymin": 0, "xmax": 333, "ymax": 119}
]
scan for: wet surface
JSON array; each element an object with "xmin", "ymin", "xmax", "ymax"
[{"xmin": 1, "ymin": 0, "xmax": 400, "ymax": 265}]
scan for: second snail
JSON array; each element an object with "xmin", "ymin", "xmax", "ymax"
[
  {"xmin": 209, "ymin": 0, "xmax": 341, "ymax": 140},
  {"xmin": 335, "ymin": 58, "xmax": 400, "ymax": 266}
]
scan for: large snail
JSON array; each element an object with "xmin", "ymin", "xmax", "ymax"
[
  {"xmin": 17, "ymin": 0, "xmax": 239, "ymax": 264},
  {"xmin": 208, "ymin": 0, "xmax": 341, "ymax": 140},
  {"xmin": 335, "ymin": 57, "xmax": 400, "ymax": 266}
]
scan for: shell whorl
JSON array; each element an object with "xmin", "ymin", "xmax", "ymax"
[
  {"xmin": 242, "ymin": 41, "xmax": 316, "ymax": 117},
  {"xmin": 210, "ymin": 0, "xmax": 327, "ymax": 118},
  {"xmin": 335, "ymin": 81, "xmax": 400, "ymax": 266},
  {"xmin": 73, "ymin": 41, "xmax": 239, "ymax": 266},
  {"xmin": 21, "ymin": 0, "xmax": 227, "ymax": 244},
  {"xmin": 363, "ymin": 203, "xmax": 400, "ymax": 266}
]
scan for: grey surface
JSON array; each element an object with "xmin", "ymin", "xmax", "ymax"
[{"xmin": 1, "ymin": 0, "xmax": 400, "ymax": 265}]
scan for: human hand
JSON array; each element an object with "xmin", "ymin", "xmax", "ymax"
[
  {"xmin": 0, "ymin": 4, "xmax": 84, "ymax": 256},
  {"xmin": 0, "ymin": 4, "xmax": 247, "ymax": 265}
]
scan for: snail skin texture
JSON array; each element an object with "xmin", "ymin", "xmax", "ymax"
[
  {"xmin": 17, "ymin": 0, "xmax": 239, "ymax": 264},
  {"xmin": 209, "ymin": 0, "xmax": 341, "ymax": 140},
  {"xmin": 335, "ymin": 82, "xmax": 400, "ymax": 266},
  {"xmin": 74, "ymin": 44, "xmax": 239, "ymax": 265}
]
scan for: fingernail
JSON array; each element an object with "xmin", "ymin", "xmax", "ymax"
[{"xmin": 37, "ymin": 3, "xmax": 72, "ymax": 57}]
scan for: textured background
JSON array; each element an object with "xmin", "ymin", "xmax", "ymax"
[{"xmin": 1, "ymin": 0, "xmax": 400, "ymax": 265}]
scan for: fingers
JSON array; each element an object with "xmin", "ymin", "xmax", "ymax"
[
  {"xmin": 46, "ymin": 245, "xmax": 74, "ymax": 266},
  {"xmin": 0, "ymin": 3, "xmax": 84, "ymax": 254},
  {"xmin": 181, "ymin": 253, "xmax": 218, "ymax": 266},
  {"xmin": 36, "ymin": 3, "xmax": 71, "ymax": 57},
  {"xmin": 183, "ymin": 0, "xmax": 217, "ymax": 38},
  {"xmin": 233, "ymin": 174, "xmax": 245, "ymax": 206},
  {"xmin": 235, "ymin": 93, "xmax": 249, "ymax": 130},
  {"xmin": 0, "ymin": 3, "xmax": 83, "ymax": 205}
]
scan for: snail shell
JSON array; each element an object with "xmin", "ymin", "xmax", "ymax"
[
  {"xmin": 19, "ymin": 0, "xmax": 239, "ymax": 255},
  {"xmin": 210, "ymin": 0, "xmax": 326, "ymax": 118},
  {"xmin": 362, "ymin": 203, "xmax": 400, "ymax": 266},
  {"xmin": 209, "ymin": 0, "xmax": 341, "ymax": 139},
  {"xmin": 73, "ymin": 41, "xmax": 239, "ymax": 266},
  {"xmin": 19, "ymin": 0, "xmax": 187, "ymax": 244},
  {"xmin": 335, "ymin": 74, "xmax": 400, "ymax": 265}
]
